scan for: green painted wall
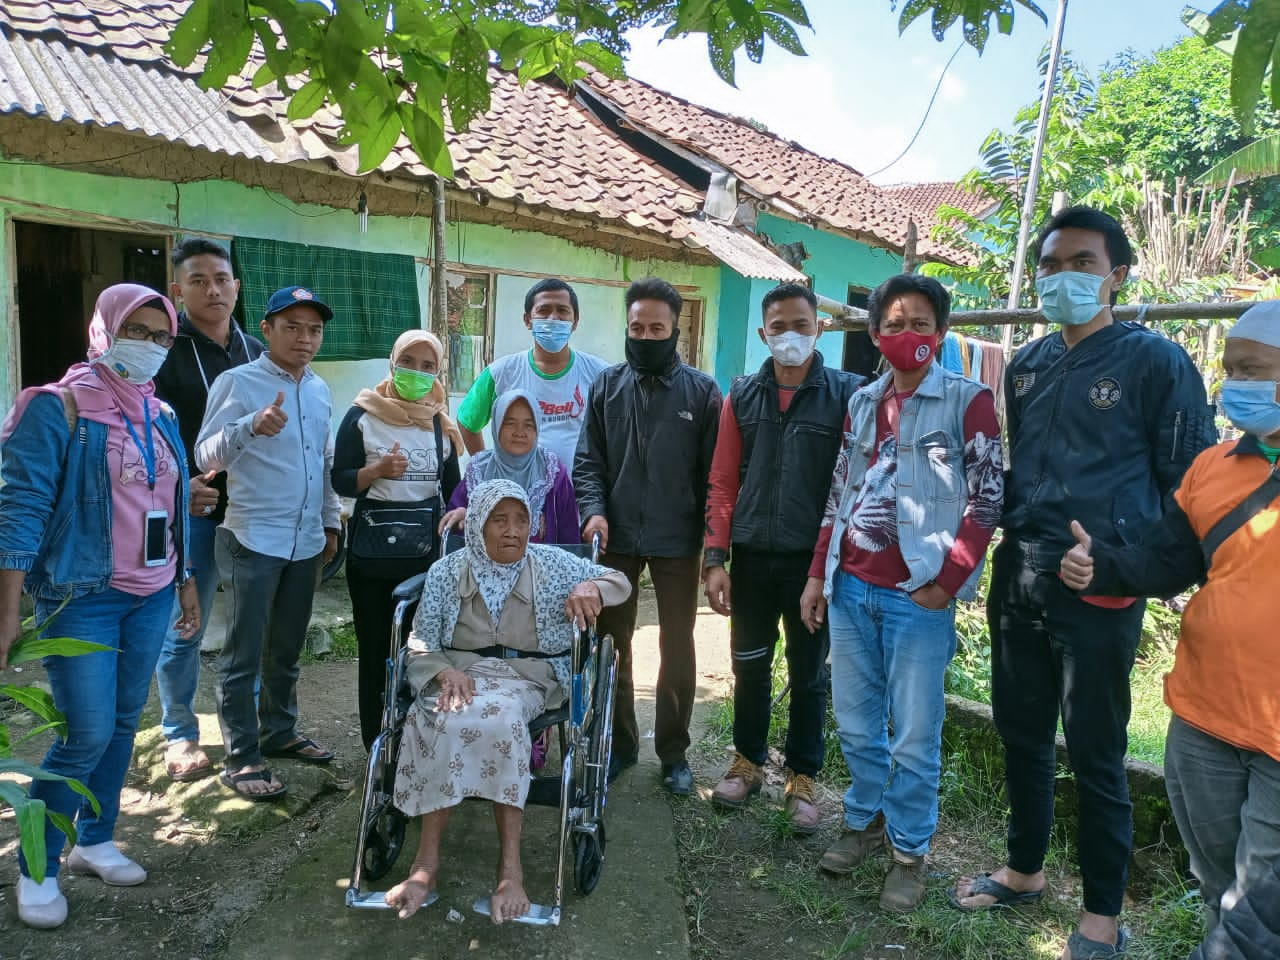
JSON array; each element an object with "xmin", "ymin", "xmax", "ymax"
[
  {"xmin": 0, "ymin": 161, "xmax": 721, "ymax": 427},
  {"xmin": 730, "ymin": 212, "xmax": 903, "ymax": 379}
]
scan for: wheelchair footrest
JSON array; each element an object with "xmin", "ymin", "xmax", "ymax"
[
  {"xmin": 345, "ymin": 888, "xmax": 439, "ymax": 911},
  {"xmin": 525, "ymin": 775, "xmax": 563, "ymax": 808},
  {"xmin": 472, "ymin": 897, "xmax": 560, "ymax": 927}
]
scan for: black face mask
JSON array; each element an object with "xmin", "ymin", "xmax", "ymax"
[{"xmin": 626, "ymin": 331, "xmax": 680, "ymax": 375}]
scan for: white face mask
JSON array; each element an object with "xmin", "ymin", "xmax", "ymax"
[
  {"xmin": 766, "ymin": 331, "xmax": 816, "ymax": 367},
  {"xmin": 95, "ymin": 337, "xmax": 169, "ymax": 383}
]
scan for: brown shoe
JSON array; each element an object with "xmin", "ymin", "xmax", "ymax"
[
  {"xmin": 879, "ymin": 847, "xmax": 927, "ymax": 912},
  {"xmin": 784, "ymin": 769, "xmax": 820, "ymax": 835},
  {"xmin": 710, "ymin": 753, "xmax": 764, "ymax": 810},
  {"xmin": 819, "ymin": 812, "xmax": 885, "ymax": 874}
]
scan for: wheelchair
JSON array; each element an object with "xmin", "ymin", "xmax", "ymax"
[{"xmin": 345, "ymin": 534, "xmax": 618, "ymax": 927}]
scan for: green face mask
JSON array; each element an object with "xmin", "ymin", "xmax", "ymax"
[{"xmin": 393, "ymin": 365, "xmax": 436, "ymax": 401}]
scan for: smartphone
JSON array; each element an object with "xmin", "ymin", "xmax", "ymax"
[{"xmin": 144, "ymin": 510, "xmax": 169, "ymax": 567}]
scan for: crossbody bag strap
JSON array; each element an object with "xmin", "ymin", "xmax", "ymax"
[{"xmin": 1201, "ymin": 464, "xmax": 1280, "ymax": 567}]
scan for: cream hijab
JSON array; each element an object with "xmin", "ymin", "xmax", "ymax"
[{"xmin": 353, "ymin": 329, "xmax": 463, "ymax": 451}]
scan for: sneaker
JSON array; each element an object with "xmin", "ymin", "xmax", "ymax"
[
  {"xmin": 66, "ymin": 842, "xmax": 147, "ymax": 886},
  {"xmin": 783, "ymin": 769, "xmax": 820, "ymax": 835},
  {"xmin": 879, "ymin": 847, "xmax": 927, "ymax": 912},
  {"xmin": 818, "ymin": 811, "xmax": 886, "ymax": 875},
  {"xmin": 607, "ymin": 751, "xmax": 637, "ymax": 783},
  {"xmin": 710, "ymin": 752, "xmax": 764, "ymax": 810},
  {"xmin": 661, "ymin": 760, "xmax": 693, "ymax": 796},
  {"xmin": 17, "ymin": 875, "xmax": 67, "ymax": 929}
]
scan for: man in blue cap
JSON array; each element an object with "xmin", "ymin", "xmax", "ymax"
[{"xmin": 196, "ymin": 286, "xmax": 342, "ymax": 801}]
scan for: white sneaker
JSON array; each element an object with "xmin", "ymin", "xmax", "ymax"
[
  {"xmin": 66, "ymin": 841, "xmax": 147, "ymax": 886},
  {"xmin": 17, "ymin": 875, "xmax": 67, "ymax": 929}
]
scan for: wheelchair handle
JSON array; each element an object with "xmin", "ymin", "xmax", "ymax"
[{"xmin": 590, "ymin": 531, "xmax": 601, "ymax": 564}]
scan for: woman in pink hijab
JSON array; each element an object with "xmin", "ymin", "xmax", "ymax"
[{"xmin": 0, "ymin": 283, "xmax": 199, "ymax": 930}]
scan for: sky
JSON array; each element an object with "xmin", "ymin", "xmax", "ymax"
[{"xmin": 622, "ymin": 0, "xmax": 1195, "ymax": 186}]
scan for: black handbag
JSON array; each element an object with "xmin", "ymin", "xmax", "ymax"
[{"xmin": 347, "ymin": 419, "xmax": 445, "ymax": 579}]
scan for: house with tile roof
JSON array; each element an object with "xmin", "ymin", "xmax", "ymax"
[{"xmin": 0, "ymin": 0, "xmax": 966, "ymax": 414}]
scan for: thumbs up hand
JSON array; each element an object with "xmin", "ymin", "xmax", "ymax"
[
  {"xmin": 376, "ymin": 440, "xmax": 410, "ymax": 480},
  {"xmin": 1059, "ymin": 520, "xmax": 1095, "ymax": 591},
  {"xmin": 189, "ymin": 469, "xmax": 220, "ymax": 516},
  {"xmin": 253, "ymin": 390, "xmax": 289, "ymax": 437}
]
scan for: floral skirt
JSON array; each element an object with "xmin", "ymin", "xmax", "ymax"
[{"xmin": 393, "ymin": 659, "xmax": 546, "ymax": 816}]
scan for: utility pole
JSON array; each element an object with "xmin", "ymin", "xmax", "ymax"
[{"xmin": 1002, "ymin": 0, "xmax": 1070, "ymax": 357}]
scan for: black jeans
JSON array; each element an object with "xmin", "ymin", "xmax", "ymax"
[
  {"xmin": 989, "ymin": 540, "xmax": 1143, "ymax": 917},
  {"xmin": 214, "ymin": 528, "xmax": 321, "ymax": 770},
  {"xmin": 729, "ymin": 549, "xmax": 829, "ymax": 777},
  {"xmin": 346, "ymin": 566, "xmax": 404, "ymax": 751},
  {"xmin": 595, "ymin": 552, "xmax": 701, "ymax": 766}
]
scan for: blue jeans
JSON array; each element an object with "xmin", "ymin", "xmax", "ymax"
[
  {"xmin": 828, "ymin": 571, "xmax": 956, "ymax": 857},
  {"xmin": 155, "ymin": 514, "xmax": 219, "ymax": 743},
  {"xmin": 19, "ymin": 586, "xmax": 172, "ymax": 879}
]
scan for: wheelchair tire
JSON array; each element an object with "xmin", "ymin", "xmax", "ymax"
[
  {"xmin": 573, "ymin": 823, "xmax": 606, "ymax": 895},
  {"xmin": 360, "ymin": 803, "xmax": 408, "ymax": 881}
]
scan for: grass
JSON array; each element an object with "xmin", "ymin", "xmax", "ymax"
[{"xmin": 675, "ymin": 639, "xmax": 1205, "ymax": 960}]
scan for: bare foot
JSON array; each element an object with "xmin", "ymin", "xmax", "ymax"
[
  {"xmin": 953, "ymin": 865, "xmax": 1046, "ymax": 909},
  {"xmin": 489, "ymin": 873, "xmax": 530, "ymax": 925},
  {"xmin": 385, "ymin": 862, "xmax": 438, "ymax": 920}
]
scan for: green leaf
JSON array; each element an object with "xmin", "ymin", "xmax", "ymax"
[
  {"xmin": 517, "ymin": 37, "xmax": 558, "ymax": 84},
  {"xmin": 1198, "ymin": 131, "xmax": 1280, "ymax": 185},
  {"xmin": 166, "ymin": 0, "xmax": 213, "ymax": 66},
  {"xmin": 47, "ymin": 810, "xmax": 79, "ymax": 850},
  {"xmin": 333, "ymin": 0, "xmax": 387, "ymax": 49},
  {"xmin": 356, "ymin": 106, "xmax": 405, "ymax": 173},
  {"xmin": 446, "ymin": 26, "xmax": 492, "ymax": 131},
  {"xmin": 7, "ymin": 634, "xmax": 113, "ymax": 665},
  {"xmin": 758, "ymin": 0, "xmax": 811, "ymax": 30},
  {"xmin": 0, "ymin": 684, "xmax": 63, "ymax": 724},
  {"xmin": 760, "ymin": 13, "xmax": 806, "ymax": 57},
  {"xmin": 16, "ymin": 764, "xmax": 100, "ymax": 814},
  {"xmin": 399, "ymin": 101, "xmax": 454, "ymax": 178},
  {"xmin": 707, "ymin": 28, "xmax": 740, "ymax": 87},
  {"xmin": 1230, "ymin": 0, "xmax": 1280, "ymax": 135},
  {"xmin": 286, "ymin": 78, "xmax": 329, "ymax": 122},
  {"xmin": 198, "ymin": 20, "xmax": 254, "ymax": 90},
  {"xmin": 17, "ymin": 719, "xmax": 68, "ymax": 744},
  {"xmin": 0, "ymin": 783, "xmax": 47, "ymax": 883},
  {"xmin": 0, "ymin": 721, "xmax": 9, "ymax": 759}
]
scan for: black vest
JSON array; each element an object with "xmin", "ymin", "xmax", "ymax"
[{"xmin": 729, "ymin": 353, "xmax": 862, "ymax": 554}]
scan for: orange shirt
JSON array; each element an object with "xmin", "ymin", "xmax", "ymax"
[{"xmin": 1166, "ymin": 440, "xmax": 1280, "ymax": 760}]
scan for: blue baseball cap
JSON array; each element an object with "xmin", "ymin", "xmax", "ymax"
[{"xmin": 264, "ymin": 286, "xmax": 333, "ymax": 323}]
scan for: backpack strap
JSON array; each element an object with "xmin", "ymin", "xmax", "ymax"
[
  {"xmin": 1200, "ymin": 464, "xmax": 1280, "ymax": 567},
  {"xmin": 58, "ymin": 388, "xmax": 78, "ymax": 432}
]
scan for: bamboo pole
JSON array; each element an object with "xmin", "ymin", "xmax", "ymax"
[
  {"xmin": 820, "ymin": 300, "xmax": 1254, "ymax": 331},
  {"xmin": 430, "ymin": 174, "xmax": 449, "ymax": 360}
]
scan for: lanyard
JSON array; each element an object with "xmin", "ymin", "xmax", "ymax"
[
  {"xmin": 120, "ymin": 403, "xmax": 157, "ymax": 491},
  {"xmin": 190, "ymin": 326, "xmax": 250, "ymax": 393}
]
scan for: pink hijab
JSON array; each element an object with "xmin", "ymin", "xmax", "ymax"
[{"xmin": 1, "ymin": 283, "xmax": 178, "ymax": 440}]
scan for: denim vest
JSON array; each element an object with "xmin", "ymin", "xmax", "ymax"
[
  {"xmin": 822, "ymin": 363, "xmax": 988, "ymax": 601},
  {"xmin": 0, "ymin": 391, "xmax": 190, "ymax": 602}
]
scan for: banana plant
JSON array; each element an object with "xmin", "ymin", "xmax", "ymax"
[{"xmin": 1, "ymin": 607, "xmax": 111, "ymax": 884}]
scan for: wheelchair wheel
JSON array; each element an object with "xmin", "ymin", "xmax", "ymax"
[
  {"xmin": 573, "ymin": 823, "xmax": 606, "ymax": 894},
  {"xmin": 360, "ymin": 801, "xmax": 408, "ymax": 881}
]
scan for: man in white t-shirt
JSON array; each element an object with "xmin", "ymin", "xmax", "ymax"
[{"xmin": 456, "ymin": 279, "xmax": 608, "ymax": 476}]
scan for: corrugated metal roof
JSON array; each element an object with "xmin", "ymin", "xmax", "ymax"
[
  {"xmin": 685, "ymin": 218, "xmax": 807, "ymax": 282},
  {"xmin": 0, "ymin": 31, "xmax": 274, "ymax": 162}
]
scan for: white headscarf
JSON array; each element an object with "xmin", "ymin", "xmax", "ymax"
[{"xmin": 465, "ymin": 479, "xmax": 531, "ymax": 622}]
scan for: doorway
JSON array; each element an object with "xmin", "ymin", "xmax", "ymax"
[
  {"xmin": 14, "ymin": 220, "xmax": 169, "ymax": 387},
  {"xmin": 678, "ymin": 297, "xmax": 704, "ymax": 369}
]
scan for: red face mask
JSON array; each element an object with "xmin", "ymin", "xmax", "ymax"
[{"xmin": 876, "ymin": 329, "xmax": 938, "ymax": 371}]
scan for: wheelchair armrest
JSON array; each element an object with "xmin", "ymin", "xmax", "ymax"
[{"xmin": 392, "ymin": 572, "xmax": 429, "ymax": 601}]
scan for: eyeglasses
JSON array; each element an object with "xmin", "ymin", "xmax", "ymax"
[{"xmin": 118, "ymin": 323, "xmax": 175, "ymax": 348}]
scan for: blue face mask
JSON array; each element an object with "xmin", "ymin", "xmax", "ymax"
[
  {"xmin": 1035, "ymin": 270, "xmax": 1111, "ymax": 327},
  {"xmin": 531, "ymin": 319, "xmax": 573, "ymax": 353},
  {"xmin": 1220, "ymin": 379, "xmax": 1280, "ymax": 438}
]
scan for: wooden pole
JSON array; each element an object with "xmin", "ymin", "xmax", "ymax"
[
  {"xmin": 903, "ymin": 219, "xmax": 919, "ymax": 274},
  {"xmin": 821, "ymin": 300, "xmax": 1253, "ymax": 332},
  {"xmin": 430, "ymin": 174, "xmax": 449, "ymax": 366}
]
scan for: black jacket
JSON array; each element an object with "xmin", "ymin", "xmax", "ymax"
[
  {"xmin": 720, "ymin": 353, "xmax": 862, "ymax": 557},
  {"xmin": 574, "ymin": 357, "xmax": 721, "ymax": 558},
  {"xmin": 1000, "ymin": 321, "xmax": 1216, "ymax": 563},
  {"xmin": 1188, "ymin": 858, "xmax": 1280, "ymax": 960},
  {"xmin": 153, "ymin": 314, "xmax": 264, "ymax": 523}
]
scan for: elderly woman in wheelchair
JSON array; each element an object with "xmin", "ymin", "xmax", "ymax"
[{"xmin": 383, "ymin": 479, "xmax": 630, "ymax": 923}]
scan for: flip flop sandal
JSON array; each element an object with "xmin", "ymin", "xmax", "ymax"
[
  {"xmin": 263, "ymin": 736, "xmax": 335, "ymax": 765},
  {"xmin": 1066, "ymin": 927, "xmax": 1131, "ymax": 959},
  {"xmin": 947, "ymin": 873, "xmax": 1046, "ymax": 912},
  {"xmin": 166, "ymin": 744, "xmax": 213, "ymax": 783},
  {"xmin": 220, "ymin": 768, "xmax": 288, "ymax": 803}
]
